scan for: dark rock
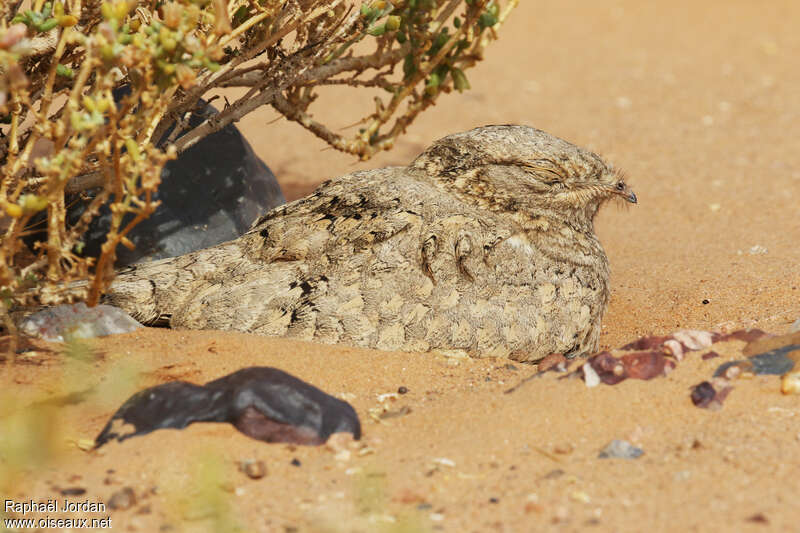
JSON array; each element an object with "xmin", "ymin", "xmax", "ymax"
[
  {"xmin": 94, "ymin": 367, "xmax": 361, "ymax": 447},
  {"xmin": 701, "ymin": 351, "xmax": 720, "ymax": 360},
  {"xmin": 290, "ymin": 458, "xmax": 301, "ymax": 467},
  {"xmin": 26, "ymin": 95, "xmax": 285, "ymax": 267},
  {"xmin": 397, "ymin": 386, "xmax": 409, "ymax": 394},
  {"xmin": 713, "ymin": 346, "xmax": 798, "ymax": 378},
  {"xmin": 690, "ymin": 381, "xmax": 717, "ymax": 407}
]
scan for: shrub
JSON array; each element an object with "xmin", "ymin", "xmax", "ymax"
[{"xmin": 0, "ymin": 0, "xmax": 516, "ymax": 333}]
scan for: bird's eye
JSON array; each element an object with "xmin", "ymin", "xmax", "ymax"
[{"xmin": 616, "ymin": 181, "xmax": 625, "ymax": 191}]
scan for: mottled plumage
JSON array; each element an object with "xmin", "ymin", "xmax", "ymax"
[{"xmin": 105, "ymin": 125, "xmax": 636, "ymax": 362}]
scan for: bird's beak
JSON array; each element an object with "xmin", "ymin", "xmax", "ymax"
[{"xmin": 615, "ymin": 184, "xmax": 637, "ymax": 204}]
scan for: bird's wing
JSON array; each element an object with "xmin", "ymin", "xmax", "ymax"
[
  {"xmin": 107, "ymin": 168, "xmax": 428, "ymax": 330},
  {"xmin": 242, "ymin": 169, "xmax": 423, "ymax": 264}
]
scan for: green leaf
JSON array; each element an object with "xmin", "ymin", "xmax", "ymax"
[
  {"xmin": 37, "ymin": 17, "xmax": 59, "ymax": 32},
  {"xmin": 367, "ymin": 23, "xmax": 386, "ymax": 36},
  {"xmin": 56, "ymin": 64, "xmax": 74, "ymax": 78},
  {"xmin": 478, "ymin": 12, "xmax": 497, "ymax": 29}
]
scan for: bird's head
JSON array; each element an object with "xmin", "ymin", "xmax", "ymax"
[{"xmin": 411, "ymin": 125, "xmax": 635, "ymax": 226}]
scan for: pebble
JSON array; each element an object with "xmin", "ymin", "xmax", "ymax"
[
  {"xmin": 60, "ymin": 487, "xmax": 87, "ymax": 496},
  {"xmin": 690, "ymin": 381, "xmax": 717, "ymax": 408},
  {"xmin": 582, "ymin": 362, "xmax": 601, "ymax": 387},
  {"xmin": 598, "ymin": 440, "xmax": 643, "ymax": 459},
  {"xmin": 34, "ymin": 95, "xmax": 286, "ymax": 267},
  {"xmin": 239, "ymin": 460, "xmax": 267, "ymax": 479},
  {"xmin": 781, "ymin": 372, "xmax": 800, "ymax": 395},
  {"xmin": 108, "ymin": 487, "xmax": 136, "ymax": 510},
  {"xmin": 20, "ymin": 303, "xmax": 141, "ymax": 342}
]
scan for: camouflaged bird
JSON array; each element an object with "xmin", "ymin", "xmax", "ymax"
[{"xmin": 105, "ymin": 125, "xmax": 636, "ymax": 362}]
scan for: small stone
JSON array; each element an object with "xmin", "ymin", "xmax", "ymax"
[
  {"xmin": 489, "ymin": 497, "xmax": 499, "ymax": 504},
  {"xmin": 60, "ymin": 487, "xmax": 87, "ymax": 496},
  {"xmin": 76, "ymin": 438, "xmax": 96, "ymax": 451},
  {"xmin": 621, "ymin": 335, "xmax": 669, "ymax": 351},
  {"xmin": 748, "ymin": 244, "xmax": 768, "ymax": 255},
  {"xmin": 598, "ymin": 440, "xmax": 643, "ymax": 460},
  {"xmin": 542, "ymin": 469, "xmax": 565, "ymax": 480},
  {"xmin": 702, "ymin": 351, "xmax": 720, "ymax": 360},
  {"xmin": 690, "ymin": 381, "xmax": 717, "ymax": 407},
  {"xmin": 587, "ymin": 352, "xmax": 626, "ymax": 385},
  {"xmin": 570, "ymin": 491, "xmax": 591, "ymax": 503},
  {"xmin": 582, "ymin": 362, "xmax": 601, "ymax": 387},
  {"xmin": 239, "ymin": 460, "xmax": 267, "ymax": 479},
  {"xmin": 379, "ymin": 406, "xmax": 412, "ymax": 420},
  {"xmin": 334, "ymin": 449, "xmax": 351, "ymax": 462},
  {"xmin": 621, "ymin": 351, "xmax": 667, "ymax": 380},
  {"xmin": 397, "ymin": 386, "xmax": 409, "ymax": 394},
  {"xmin": 290, "ymin": 458, "xmax": 301, "ymax": 467},
  {"xmin": 524, "ymin": 502, "xmax": 544, "ymax": 514},
  {"xmin": 702, "ymin": 299, "xmax": 710, "ymax": 304},
  {"xmin": 538, "ymin": 352, "xmax": 567, "ymax": 372},
  {"xmin": 781, "ymin": 371, "xmax": 800, "ymax": 395},
  {"xmin": 746, "ymin": 513, "xmax": 769, "ymax": 524},
  {"xmin": 672, "ymin": 330, "xmax": 714, "ymax": 352},
  {"xmin": 553, "ymin": 443, "xmax": 574, "ymax": 455},
  {"xmin": 108, "ymin": 487, "xmax": 136, "ymax": 510},
  {"xmin": 20, "ymin": 303, "xmax": 142, "ymax": 342}
]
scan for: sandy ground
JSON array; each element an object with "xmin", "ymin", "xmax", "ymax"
[{"xmin": 3, "ymin": 0, "xmax": 800, "ymax": 531}]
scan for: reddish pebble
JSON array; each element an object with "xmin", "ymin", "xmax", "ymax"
[
  {"xmin": 621, "ymin": 351, "xmax": 667, "ymax": 380},
  {"xmin": 719, "ymin": 329, "xmax": 770, "ymax": 346},
  {"xmin": 589, "ymin": 352, "xmax": 627, "ymax": 385},
  {"xmin": 538, "ymin": 353, "xmax": 568, "ymax": 372},
  {"xmin": 702, "ymin": 351, "xmax": 720, "ymax": 360},
  {"xmin": 621, "ymin": 336, "xmax": 669, "ymax": 351}
]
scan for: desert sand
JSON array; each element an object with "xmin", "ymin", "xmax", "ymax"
[{"xmin": 3, "ymin": 0, "xmax": 800, "ymax": 531}]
